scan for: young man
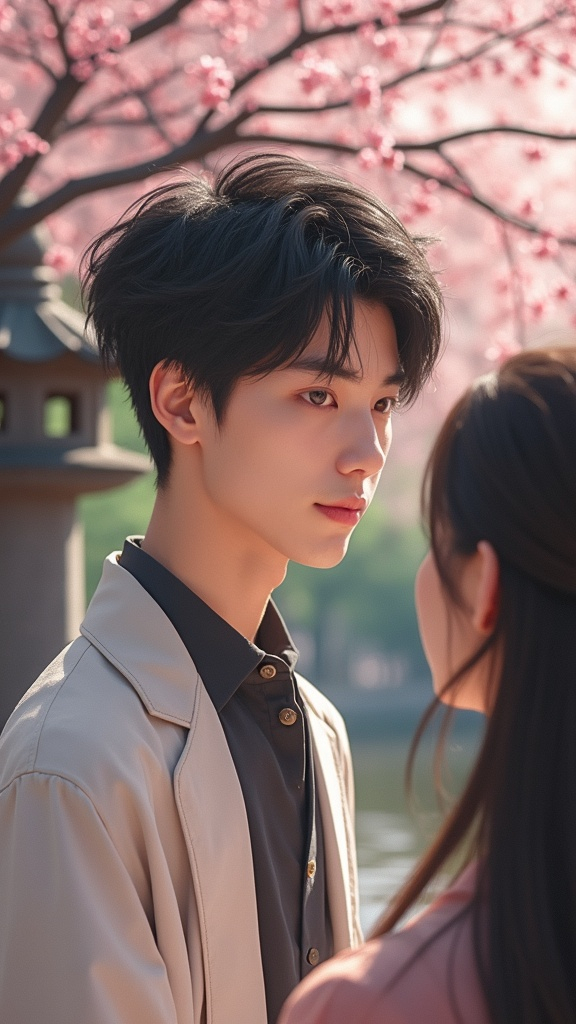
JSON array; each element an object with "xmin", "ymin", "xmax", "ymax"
[{"xmin": 0, "ymin": 154, "xmax": 442, "ymax": 1024}]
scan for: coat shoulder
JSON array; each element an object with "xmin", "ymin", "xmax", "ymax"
[{"xmin": 0, "ymin": 633, "xmax": 185, "ymax": 815}]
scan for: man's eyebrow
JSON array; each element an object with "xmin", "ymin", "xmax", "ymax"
[{"xmin": 287, "ymin": 355, "xmax": 406, "ymax": 387}]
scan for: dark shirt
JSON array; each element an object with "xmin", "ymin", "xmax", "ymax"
[{"xmin": 118, "ymin": 538, "xmax": 333, "ymax": 1024}]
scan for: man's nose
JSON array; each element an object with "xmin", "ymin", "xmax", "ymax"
[{"xmin": 335, "ymin": 414, "xmax": 389, "ymax": 478}]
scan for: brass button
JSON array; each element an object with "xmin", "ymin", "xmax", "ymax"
[
  {"xmin": 307, "ymin": 859, "xmax": 316, "ymax": 878},
  {"xmin": 259, "ymin": 664, "xmax": 277, "ymax": 680},
  {"xmin": 279, "ymin": 707, "xmax": 298, "ymax": 726},
  {"xmin": 307, "ymin": 947, "xmax": 320, "ymax": 966}
]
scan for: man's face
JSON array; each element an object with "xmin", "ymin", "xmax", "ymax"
[{"xmin": 194, "ymin": 300, "xmax": 401, "ymax": 573}]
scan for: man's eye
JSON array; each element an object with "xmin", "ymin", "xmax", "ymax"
[
  {"xmin": 303, "ymin": 390, "xmax": 334, "ymax": 406},
  {"xmin": 375, "ymin": 397, "xmax": 397, "ymax": 414}
]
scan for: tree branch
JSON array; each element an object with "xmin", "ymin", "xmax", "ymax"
[
  {"xmin": 0, "ymin": 110, "xmax": 255, "ymax": 248},
  {"xmin": 229, "ymin": 0, "xmax": 452, "ymax": 101},
  {"xmin": 401, "ymin": 158, "xmax": 576, "ymax": 242},
  {"xmin": 0, "ymin": 73, "xmax": 84, "ymax": 220},
  {"xmin": 128, "ymin": 0, "xmax": 199, "ymax": 45},
  {"xmin": 398, "ymin": 125, "xmax": 576, "ymax": 149}
]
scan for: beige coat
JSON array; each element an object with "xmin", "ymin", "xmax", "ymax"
[{"xmin": 0, "ymin": 554, "xmax": 361, "ymax": 1024}]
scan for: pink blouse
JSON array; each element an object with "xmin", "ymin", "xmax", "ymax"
[{"xmin": 279, "ymin": 863, "xmax": 491, "ymax": 1024}]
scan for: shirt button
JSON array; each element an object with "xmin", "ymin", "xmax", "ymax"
[
  {"xmin": 307, "ymin": 859, "xmax": 316, "ymax": 878},
  {"xmin": 279, "ymin": 707, "xmax": 298, "ymax": 726},
  {"xmin": 307, "ymin": 947, "xmax": 320, "ymax": 966},
  {"xmin": 259, "ymin": 664, "xmax": 277, "ymax": 680}
]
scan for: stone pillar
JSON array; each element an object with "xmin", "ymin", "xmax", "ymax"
[{"xmin": 0, "ymin": 225, "xmax": 150, "ymax": 731}]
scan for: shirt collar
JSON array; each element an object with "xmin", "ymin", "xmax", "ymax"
[{"xmin": 118, "ymin": 537, "xmax": 298, "ymax": 712}]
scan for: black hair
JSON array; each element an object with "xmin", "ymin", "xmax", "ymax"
[
  {"xmin": 82, "ymin": 152, "xmax": 443, "ymax": 485},
  {"xmin": 373, "ymin": 347, "xmax": 576, "ymax": 1024}
]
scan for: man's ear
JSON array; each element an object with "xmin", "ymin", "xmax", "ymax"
[
  {"xmin": 471, "ymin": 541, "xmax": 501, "ymax": 635},
  {"xmin": 149, "ymin": 361, "xmax": 205, "ymax": 446}
]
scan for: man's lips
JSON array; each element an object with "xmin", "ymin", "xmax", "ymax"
[{"xmin": 314, "ymin": 499, "xmax": 367, "ymax": 526}]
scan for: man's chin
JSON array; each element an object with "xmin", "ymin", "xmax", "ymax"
[{"xmin": 293, "ymin": 541, "xmax": 351, "ymax": 570}]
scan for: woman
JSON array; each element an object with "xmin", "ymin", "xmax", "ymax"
[{"xmin": 280, "ymin": 347, "xmax": 576, "ymax": 1024}]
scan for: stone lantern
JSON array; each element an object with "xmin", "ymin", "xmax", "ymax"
[{"xmin": 0, "ymin": 225, "xmax": 150, "ymax": 731}]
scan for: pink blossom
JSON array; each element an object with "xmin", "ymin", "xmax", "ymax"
[
  {"xmin": 129, "ymin": 2, "xmax": 151, "ymax": 20},
  {"xmin": 67, "ymin": 5, "xmax": 130, "ymax": 60},
  {"xmin": 119, "ymin": 98, "xmax": 144, "ymax": 120},
  {"xmin": 531, "ymin": 233, "xmax": 560, "ymax": 258},
  {"xmin": 71, "ymin": 59, "xmax": 95, "ymax": 82},
  {"xmin": 320, "ymin": 1, "xmax": 354, "ymax": 26},
  {"xmin": 351, "ymin": 66, "xmax": 381, "ymax": 109},
  {"xmin": 296, "ymin": 54, "xmax": 341, "ymax": 95},
  {"xmin": 43, "ymin": 244, "xmax": 75, "ymax": 277},
  {"xmin": 377, "ymin": 1, "xmax": 398, "ymax": 26},
  {"xmin": 409, "ymin": 181, "xmax": 440, "ymax": 216},
  {"xmin": 552, "ymin": 280, "xmax": 572, "ymax": 301},
  {"xmin": 382, "ymin": 149, "xmax": 403, "ymax": 170},
  {"xmin": 372, "ymin": 28, "xmax": 402, "ymax": 60},
  {"xmin": 200, "ymin": 0, "xmax": 228, "ymax": 28},
  {"xmin": 494, "ymin": 272, "xmax": 511, "ymax": 294},
  {"xmin": 221, "ymin": 24, "xmax": 248, "ymax": 50},
  {"xmin": 365, "ymin": 124, "xmax": 395, "ymax": 150},
  {"xmin": 358, "ymin": 146, "xmax": 380, "ymax": 170},
  {"xmin": 527, "ymin": 296, "xmax": 547, "ymax": 321},
  {"xmin": 18, "ymin": 131, "xmax": 49, "ymax": 157},
  {"xmin": 519, "ymin": 195, "xmax": 543, "ymax": 218},
  {"xmin": 524, "ymin": 143, "xmax": 549, "ymax": 164},
  {"xmin": 186, "ymin": 55, "xmax": 235, "ymax": 110},
  {"xmin": 0, "ymin": 110, "xmax": 50, "ymax": 172}
]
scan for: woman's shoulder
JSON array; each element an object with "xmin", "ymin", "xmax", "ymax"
[{"xmin": 279, "ymin": 864, "xmax": 490, "ymax": 1024}]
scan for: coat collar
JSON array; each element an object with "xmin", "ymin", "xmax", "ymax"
[{"xmin": 81, "ymin": 553, "xmax": 200, "ymax": 727}]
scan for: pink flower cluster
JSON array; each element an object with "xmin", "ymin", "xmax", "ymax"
[
  {"xmin": 0, "ymin": 107, "xmax": 49, "ymax": 173},
  {"xmin": 185, "ymin": 55, "xmax": 235, "ymax": 110},
  {"xmin": 319, "ymin": 1, "xmax": 355, "ymax": 25},
  {"xmin": 67, "ymin": 3, "xmax": 131, "ymax": 81},
  {"xmin": 358, "ymin": 125, "xmax": 403, "ymax": 170},
  {"xmin": 351, "ymin": 66, "xmax": 381, "ymax": 109},
  {"xmin": 294, "ymin": 50, "xmax": 341, "ymax": 95}
]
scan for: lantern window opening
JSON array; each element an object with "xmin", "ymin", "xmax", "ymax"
[{"xmin": 43, "ymin": 394, "xmax": 80, "ymax": 438}]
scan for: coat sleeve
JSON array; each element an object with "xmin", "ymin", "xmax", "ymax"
[{"xmin": 0, "ymin": 771, "xmax": 180, "ymax": 1024}]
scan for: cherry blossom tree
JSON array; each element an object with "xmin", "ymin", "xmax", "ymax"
[{"xmin": 2, "ymin": 0, "xmax": 576, "ymax": 360}]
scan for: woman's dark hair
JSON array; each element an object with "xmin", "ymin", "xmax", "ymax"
[
  {"xmin": 82, "ymin": 152, "xmax": 443, "ymax": 485},
  {"xmin": 373, "ymin": 347, "xmax": 576, "ymax": 1024}
]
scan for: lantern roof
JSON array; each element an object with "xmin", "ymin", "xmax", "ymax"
[{"xmin": 0, "ymin": 223, "xmax": 98, "ymax": 364}]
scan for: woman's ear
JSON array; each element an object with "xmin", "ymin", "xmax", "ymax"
[
  {"xmin": 149, "ymin": 362, "xmax": 204, "ymax": 446},
  {"xmin": 471, "ymin": 540, "xmax": 501, "ymax": 635}
]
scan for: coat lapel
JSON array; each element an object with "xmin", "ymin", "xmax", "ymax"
[{"xmin": 303, "ymin": 692, "xmax": 362, "ymax": 951}]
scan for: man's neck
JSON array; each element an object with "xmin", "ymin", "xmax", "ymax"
[{"xmin": 141, "ymin": 487, "xmax": 288, "ymax": 642}]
